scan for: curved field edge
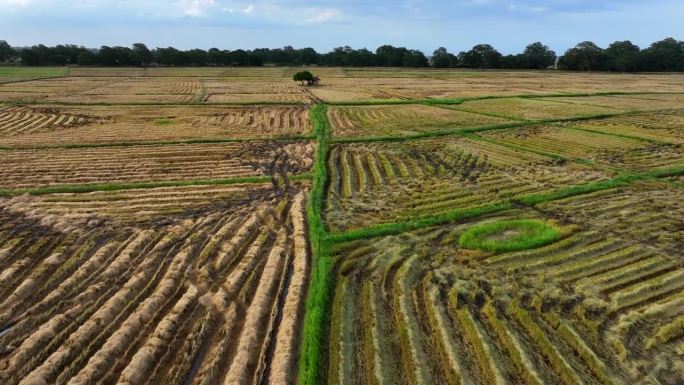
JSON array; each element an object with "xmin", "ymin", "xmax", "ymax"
[{"xmin": 459, "ymin": 219, "xmax": 563, "ymax": 253}]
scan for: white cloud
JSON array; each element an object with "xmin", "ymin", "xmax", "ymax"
[
  {"xmin": 178, "ymin": 0, "xmax": 215, "ymax": 17},
  {"xmin": 304, "ymin": 9, "xmax": 339, "ymax": 24},
  {"xmin": 507, "ymin": 3, "xmax": 549, "ymax": 13},
  {"xmin": 0, "ymin": 0, "xmax": 34, "ymax": 6},
  {"xmin": 243, "ymin": 4, "xmax": 254, "ymax": 14}
]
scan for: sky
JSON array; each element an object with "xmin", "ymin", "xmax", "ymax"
[{"xmin": 1, "ymin": 0, "xmax": 682, "ymax": 55}]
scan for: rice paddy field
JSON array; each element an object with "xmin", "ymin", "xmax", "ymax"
[{"xmin": 0, "ymin": 66, "xmax": 682, "ymax": 385}]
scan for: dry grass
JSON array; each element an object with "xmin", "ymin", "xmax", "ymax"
[
  {"xmin": 0, "ymin": 104, "xmax": 312, "ymax": 146},
  {"xmin": 328, "ymin": 104, "xmax": 511, "ymax": 136}
]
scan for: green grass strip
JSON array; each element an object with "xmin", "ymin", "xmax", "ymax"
[
  {"xmin": 299, "ymin": 102, "xmax": 334, "ymax": 385},
  {"xmin": 0, "ymin": 173, "xmax": 313, "ymax": 197},
  {"xmin": 514, "ymin": 177, "xmax": 634, "ymax": 206},
  {"xmin": 327, "ymin": 202, "xmax": 513, "ymax": 244},
  {"xmin": 196, "ymin": 79, "xmax": 207, "ymax": 103}
]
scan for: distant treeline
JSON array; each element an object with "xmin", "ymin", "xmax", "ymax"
[{"xmin": 1, "ymin": 38, "xmax": 683, "ymax": 72}]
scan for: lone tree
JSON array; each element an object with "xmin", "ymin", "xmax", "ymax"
[{"xmin": 293, "ymin": 70, "xmax": 314, "ymax": 85}]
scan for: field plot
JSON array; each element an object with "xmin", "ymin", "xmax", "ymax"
[
  {"xmin": 204, "ymin": 79, "xmax": 311, "ymax": 103},
  {"xmin": 324, "ymin": 138, "xmax": 608, "ymax": 231},
  {"xmin": 1, "ymin": 183, "xmax": 279, "ymax": 225},
  {"xmin": 0, "ymin": 141, "xmax": 315, "ymax": 189},
  {"xmin": 145, "ymin": 67, "xmax": 233, "ymax": 77},
  {"xmin": 67, "ymin": 67, "xmax": 148, "ymax": 77},
  {"xmin": 544, "ymin": 94, "xmax": 684, "ymax": 112},
  {"xmin": 556, "ymin": 109, "xmax": 684, "ymax": 144},
  {"xmin": 50, "ymin": 77, "xmax": 202, "ymax": 104},
  {"xmin": 0, "ymin": 105, "xmax": 312, "ymax": 146},
  {"xmin": 327, "ymin": 104, "xmax": 511, "ymax": 137},
  {"xmin": 326, "ymin": 207, "xmax": 683, "ymax": 385},
  {"xmin": 538, "ymin": 182, "xmax": 683, "ymax": 253},
  {"xmin": 0, "ymin": 105, "xmax": 106, "ymax": 136},
  {"xmin": 314, "ymin": 71, "xmax": 684, "ymax": 102},
  {"xmin": 592, "ymin": 144, "xmax": 684, "ymax": 171},
  {"xmin": 452, "ymin": 97, "xmax": 618, "ymax": 121},
  {"xmin": 0, "ymin": 188, "xmax": 310, "ymax": 385},
  {"xmin": 0, "ymin": 77, "xmax": 116, "ymax": 101},
  {"xmin": 479, "ymin": 124, "xmax": 649, "ymax": 161}
]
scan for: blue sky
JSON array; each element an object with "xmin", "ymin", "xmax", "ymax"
[{"xmin": 1, "ymin": 0, "xmax": 682, "ymax": 54}]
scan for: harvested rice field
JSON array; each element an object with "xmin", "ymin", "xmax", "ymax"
[
  {"xmin": 0, "ymin": 104, "xmax": 312, "ymax": 146},
  {"xmin": 0, "ymin": 67, "xmax": 682, "ymax": 385},
  {"xmin": 0, "ymin": 141, "xmax": 315, "ymax": 189},
  {"xmin": 327, "ymin": 104, "xmax": 512, "ymax": 137}
]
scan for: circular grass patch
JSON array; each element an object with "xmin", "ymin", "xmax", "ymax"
[{"xmin": 459, "ymin": 219, "xmax": 561, "ymax": 253}]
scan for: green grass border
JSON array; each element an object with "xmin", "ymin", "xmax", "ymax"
[
  {"xmin": 298, "ymin": 103, "xmax": 334, "ymax": 385},
  {"xmin": 327, "ymin": 203, "xmax": 513, "ymax": 244}
]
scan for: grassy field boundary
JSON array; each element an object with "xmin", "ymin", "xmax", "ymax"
[
  {"xmin": 327, "ymin": 202, "xmax": 514, "ymax": 243},
  {"xmin": 0, "ymin": 173, "xmax": 313, "ymax": 197},
  {"xmin": 195, "ymin": 79, "xmax": 207, "ymax": 103},
  {"xmin": 299, "ymin": 103, "xmax": 334, "ymax": 385}
]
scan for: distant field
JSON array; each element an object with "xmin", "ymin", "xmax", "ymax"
[
  {"xmin": 0, "ymin": 67, "xmax": 682, "ymax": 385},
  {"xmin": 0, "ymin": 66, "xmax": 68, "ymax": 83}
]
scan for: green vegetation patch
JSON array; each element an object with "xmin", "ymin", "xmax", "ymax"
[
  {"xmin": 459, "ymin": 219, "xmax": 561, "ymax": 253},
  {"xmin": 154, "ymin": 118, "xmax": 175, "ymax": 125},
  {"xmin": 0, "ymin": 66, "xmax": 68, "ymax": 83}
]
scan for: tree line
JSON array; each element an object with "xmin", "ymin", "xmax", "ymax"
[{"xmin": 1, "ymin": 38, "xmax": 682, "ymax": 71}]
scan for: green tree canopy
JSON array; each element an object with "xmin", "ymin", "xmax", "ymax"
[
  {"xmin": 605, "ymin": 41, "xmax": 640, "ymax": 72},
  {"xmin": 459, "ymin": 44, "xmax": 502, "ymax": 69},
  {"xmin": 132, "ymin": 43, "xmax": 153, "ymax": 66},
  {"xmin": 430, "ymin": 47, "xmax": 458, "ymax": 68},
  {"xmin": 558, "ymin": 41, "xmax": 607, "ymax": 71},
  {"xmin": 293, "ymin": 70, "xmax": 314, "ymax": 85},
  {"xmin": 522, "ymin": 42, "xmax": 557, "ymax": 69},
  {"xmin": 640, "ymin": 38, "xmax": 684, "ymax": 71},
  {"xmin": 0, "ymin": 40, "xmax": 16, "ymax": 62}
]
